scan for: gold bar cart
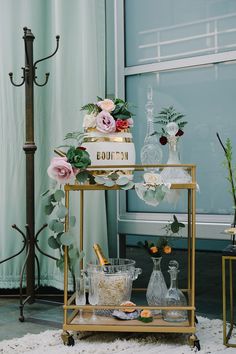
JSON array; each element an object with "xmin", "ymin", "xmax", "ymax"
[
  {"xmin": 61, "ymin": 164, "xmax": 198, "ymax": 348},
  {"xmin": 222, "ymin": 254, "xmax": 236, "ymax": 347}
]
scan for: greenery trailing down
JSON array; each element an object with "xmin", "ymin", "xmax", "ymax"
[
  {"xmin": 94, "ymin": 173, "xmax": 135, "ymax": 190},
  {"xmin": 42, "ymin": 187, "xmax": 84, "ymax": 275},
  {"xmin": 216, "ymin": 133, "xmax": 236, "ymax": 227}
]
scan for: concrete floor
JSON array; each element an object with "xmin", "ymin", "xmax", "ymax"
[{"xmin": 0, "ymin": 248, "xmax": 232, "ymax": 342}]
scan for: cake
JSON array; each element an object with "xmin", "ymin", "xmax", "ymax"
[{"xmin": 81, "ymin": 98, "xmax": 136, "ymax": 176}]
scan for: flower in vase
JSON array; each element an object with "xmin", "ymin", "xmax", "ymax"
[
  {"xmin": 159, "ymin": 136, "xmax": 168, "ymax": 145},
  {"xmin": 137, "ymin": 215, "xmax": 185, "ymax": 257},
  {"xmin": 163, "ymin": 245, "xmax": 172, "ymax": 254},
  {"xmin": 175, "ymin": 129, "xmax": 184, "ymax": 137},
  {"xmin": 150, "ymin": 246, "xmax": 159, "ymax": 255},
  {"xmin": 155, "ymin": 106, "xmax": 187, "ymax": 143}
]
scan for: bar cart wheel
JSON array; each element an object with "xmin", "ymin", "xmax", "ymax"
[
  {"xmin": 189, "ymin": 334, "xmax": 201, "ymax": 351},
  {"xmin": 61, "ymin": 331, "xmax": 75, "ymax": 346}
]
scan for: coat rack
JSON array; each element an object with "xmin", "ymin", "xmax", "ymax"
[{"xmin": 0, "ymin": 27, "xmax": 60, "ymax": 322}]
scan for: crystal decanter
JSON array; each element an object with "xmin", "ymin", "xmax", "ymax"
[
  {"xmin": 163, "ymin": 260, "xmax": 188, "ymax": 322},
  {"xmin": 146, "ymin": 257, "xmax": 167, "ymax": 315},
  {"xmin": 140, "ymin": 86, "xmax": 162, "ymax": 171}
]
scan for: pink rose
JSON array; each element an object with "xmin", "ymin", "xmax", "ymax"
[
  {"xmin": 116, "ymin": 119, "xmax": 129, "ymax": 131},
  {"xmin": 47, "ymin": 157, "xmax": 75, "ymax": 184},
  {"xmin": 96, "ymin": 111, "xmax": 116, "ymax": 133},
  {"xmin": 127, "ymin": 118, "xmax": 134, "ymax": 128},
  {"xmin": 97, "ymin": 99, "xmax": 115, "ymax": 112}
]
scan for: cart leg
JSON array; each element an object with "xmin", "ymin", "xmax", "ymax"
[
  {"xmin": 61, "ymin": 331, "xmax": 75, "ymax": 346},
  {"xmin": 189, "ymin": 334, "xmax": 201, "ymax": 351}
]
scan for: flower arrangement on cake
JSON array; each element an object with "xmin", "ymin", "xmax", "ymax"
[{"xmin": 81, "ymin": 97, "xmax": 134, "ymax": 133}]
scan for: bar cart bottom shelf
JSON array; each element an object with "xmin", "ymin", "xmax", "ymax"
[
  {"xmin": 69, "ymin": 311, "xmax": 193, "ymax": 333},
  {"xmin": 61, "ymin": 311, "xmax": 200, "ymax": 350}
]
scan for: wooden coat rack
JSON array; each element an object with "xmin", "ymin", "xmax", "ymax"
[{"xmin": 0, "ymin": 27, "xmax": 60, "ymax": 321}]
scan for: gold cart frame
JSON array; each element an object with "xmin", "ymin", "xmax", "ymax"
[
  {"xmin": 222, "ymin": 255, "xmax": 236, "ymax": 347},
  {"xmin": 62, "ymin": 164, "xmax": 197, "ymax": 344}
]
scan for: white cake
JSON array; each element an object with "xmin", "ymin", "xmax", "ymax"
[{"xmin": 82, "ymin": 129, "xmax": 135, "ymax": 177}]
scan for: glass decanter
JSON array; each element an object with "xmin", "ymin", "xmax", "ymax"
[
  {"xmin": 163, "ymin": 260, "xmax": 188, "ymax": 322},
  {"xmin": 146, "ymin": 257, "xmax": 167, "ymax": 315},
  {"xmin": 140, "ymin": 86, "xmax": 162, "ymax": 171}
]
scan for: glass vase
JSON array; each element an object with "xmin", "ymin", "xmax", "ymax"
[
  {"xmin": 161, "ymin": 136, "xmax": 191, "ymax": 184},
  {"xmin": 163, "ymin": 260, "xmax": 188, "ymax": 322},
  {"xmin": 146, "ymin": 257, "xmax": 167, "ymax": 315}
]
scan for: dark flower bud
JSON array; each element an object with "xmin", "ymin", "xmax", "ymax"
[
  {"xmin": 175, "ymin": 129, "xmax": 184, "ymax": 137},
  {"xmin": 77, "ymin": 146, "xmax": 86, "ymax": 150},
  {"xmin": 159, "ymin": 136, "xmax": 168, "ymax": 145}
]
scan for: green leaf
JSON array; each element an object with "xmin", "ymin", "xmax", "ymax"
[
  {"xmin": 89, "ymin": 174, "xmax": 96, "ymax": 184},
  {"xmin": 56, "ymin": 257, "xmax": 64, "ymax": 272},
  {"xmin": 54, "ymin": 189, "xmax": 65, "ymax": 202},
  {"xmin": 120, "ymin": 181, "xmax": 135, "ymax": 190},
  {"xmin": 76, "ymin": 170, "xmax": 89, "ymax": 183},
  {"xmin": 56, "ymin": 205, "xmax": 68, "ymax": 219},
  {"xmin": 44, "ymin": 204, "xmax": 55, "ymax": 215},
  {"xmin": 53, "ymin": 221, "xmax": 65, "ymax": 233},
  {"xmin": 78, "ymin": 250, "xmax": 85, "ymax": 260},
  {"xmin": 49, "ymin": 194, "xmax": 56, "ymax": 203},
  {"xmin": 48, "ymin": 219, "xmax": 58, "ymax": 231},
  {"xmin": 70, "ymin": 216, "xmax": 76, "ymax": 227},
  {"xmin": 178, "ymin": 222, "xmax": 185, "ymax": 228},
  {"xmin": 64, "ymin": 131, "xmax": 86, "ymax": 144},
  {"xmin": 116, "ymin": 177, "xmax": 130, "ymax": 186},
  {"xmin": 95, "ymin": 176, "xmax": 106, "ymax": 185},
  {"xmin": 41, "ymin": 189, "xmax": 50, "ymax": 197},
  {"xmin": 68, "ymin": 247, "xmax": 77, "ymax": 259},
  {"xmin": 171, "ymin": 222, "xmax": 179, "ymax": 234},
  {"xmin": 108, "ymin": 172, "xmax": 119, "ymax": 181},
  {"xmin": 56, "ymin": 232, "xmax": 63, "ymax": 244},
  {"xmin": 104, "ymin": 179, "xmax": 115, "ymax": 187},
  {"xmin": 48, "ymin": 236, "xmax": 60, "ymax": 249},
  {"xmin": 60, "ymin": 232, "xmax": 74, "ymax": 246}
]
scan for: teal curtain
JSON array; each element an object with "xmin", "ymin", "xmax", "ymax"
[{"xmin": 0, "ymin": 0, "xmax": 107, "ymax": 289}]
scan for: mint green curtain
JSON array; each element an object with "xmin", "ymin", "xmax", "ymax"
[{"xmin": 0, "ymin": 0, "xmax": 107, "ymax": 289}]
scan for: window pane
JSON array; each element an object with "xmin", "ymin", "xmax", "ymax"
[
  {"xmin": 126, "ymin": 62, "xmax": 236, "ymax": 214},
  {"xmin": 125, "ymin": 0, "xmax": 236, "ymax": 66}
]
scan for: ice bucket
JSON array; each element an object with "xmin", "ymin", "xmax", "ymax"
[{"xmin": 86, "ymin": 258, "xmax": 142, "ymax": 306}]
